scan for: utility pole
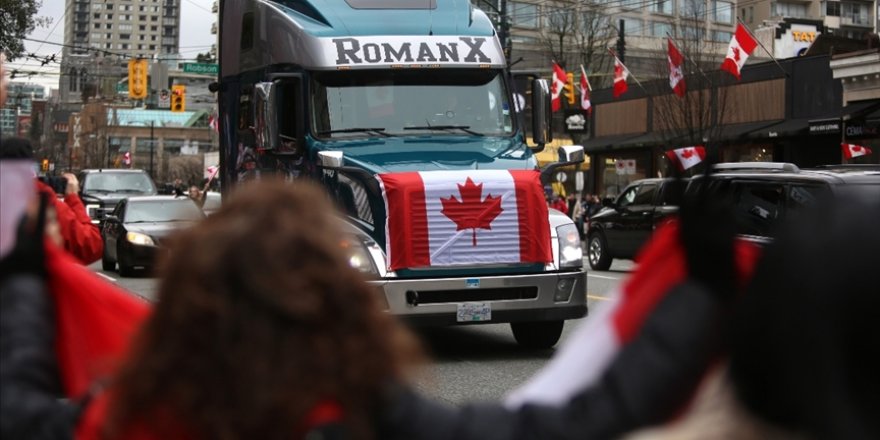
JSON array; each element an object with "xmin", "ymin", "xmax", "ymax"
[
  {"xmin": 499, "ymin": 0, "xmax": 510, "ymax": 61},
  {"xmin": 616, "ymin": 19, "xmax": 626, "ymax": 64},
  {"xmin": 149, "ymin": 120, "xmax": 155, "ymax": 179}
]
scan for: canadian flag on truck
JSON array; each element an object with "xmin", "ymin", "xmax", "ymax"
[
  {"xmin": 377, "ymin": 170, "xmax": 553, "ymax": 271},
  {"xmin": 841, "ymin": 143, "xmax": 873, "ymax": 159}
]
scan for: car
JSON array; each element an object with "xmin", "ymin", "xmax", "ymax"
[
  {"xmin": 586, "ymin": 178, "xmax": 683, "ymax": 270},
  {"xmin": 688, "ymin": 162, "xmax": 880, "ymax": 244},
  {"xmin": 78, "ymin": 169, "xmax": 158, "ymax": 223},
  {"xmin": 201, "ymin": 191, "xmax": 222, "ymax": 215},
  {"xmin": 101, "ymin": 196, "xmax": 206, "ymax": 276}
]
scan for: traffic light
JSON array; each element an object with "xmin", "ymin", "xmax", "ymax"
[
  {"xmin": 171, "ymin": 84, "xmax": 186, "ymax": 113},
  {"xmin": 564, "ymin": 72, "xmax": 576, "ymax": 105},
  {"xmin": 41, "ymin": 158, "xmax": 49, "ymax": 173},
  {"xmin": 128, "ymin": 59, "xmax": 148, "ymax": 100}
]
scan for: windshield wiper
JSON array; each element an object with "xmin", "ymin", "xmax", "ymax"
[
  {"xmin": 404, "ymin": 125, "xmax": 483, "ymax": 136},
  {"xmin": 114, "ymin": 189, "xmax": 146, "ymax": 193},
  {"xmin": 318, "ymin": 127, "xmax": 392, "ymax": 137}
]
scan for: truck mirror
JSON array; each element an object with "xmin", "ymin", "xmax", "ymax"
[
  {"xmin": 558, "ymin": 145, "xmax": 584, "ymax": 164},
  {"xmin": 253, "ymin": 82, "xmax": 280, "ymax": 150},
  {"xmin": 531, "ymin": 78, "xmax": 552, "ymax": 150},
  {"xmin": 318, "ymin": 151, "xmax": 344, "ymax": 169}
]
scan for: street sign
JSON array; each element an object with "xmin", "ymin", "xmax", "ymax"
[
  {"xmin": 555, "ymin": 171, "xmax": 567, "ymax": 183},
  {"xmin": 182, "ymin": 63, "xmax": 219, "ymax": 75}
]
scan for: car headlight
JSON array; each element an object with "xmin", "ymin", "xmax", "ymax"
[
  {"xmin": 340, "ymin": 237, "xmax": 378, "ymax": 275},
  {"xmin": 126, "ymin": 232, "xmax": 155, "ymax": 246},
  {"xmin": 556, "ymin": 223, "xmax": 583, "ymax": 268}
]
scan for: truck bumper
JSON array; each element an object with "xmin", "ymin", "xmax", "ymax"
[{"xmin": 371, "ymin": 270, "xmax": 587, "ymax": 326}]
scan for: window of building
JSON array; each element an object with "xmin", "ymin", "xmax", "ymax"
[
  {"xmin": 620, "ymin": 0, "xmax": 643, "ymax": 9},
  {"xmin": 151, "ymin": 25, "xmax": 158, "ymax": 31},
  {"xmin": 93, "ymin": 13, "xmax": 100, "ymax": 19},
  {"xmin": 680, "ymin": 0, "xmax": 706, "ymax": 17},
  {"xmin": 105, "ymin": 23, "xmax": 112, "ymax": 29},
  {"xmin": 651, "ymin": 0, "xmax": 674, "ymax": 14},
  {"xmin": 106, "ymin": 4, "xmax": 112, "ymax": 10},
  {"xmin": 69, "ymin": 68, "xmax": 78, "ymax": 91},
  {"xmin": 120, "ymin": 33, "xmax": 130, "ymax": 39},
  {"xmin": 825, "ymin": 1, "xmax": 841, "ymax": 16},
  {"xmin": 93, "ymin": 23, "xmax": 100, "ymax": 29},
  {"xmin": 91, "ymin": 3, "xmax": 102, "ymax": 10},
  {"xmin": 712, "ymin": 30, "xmax": 733, "ymax": 42},
  {"xmin": 139, "ymin": 15, "xmax": 147, "ymax": 21},
  {"xmin": 619, "ymin": 17, "xmax": 644, "ymax": 35},
  {"xmin": 713, "ymin": 1, "xmax": 733, "ymax": 23},
  {"xmin": 119, "ymin": 24, "xmax": 132, "ymax": 31},
  {"xmin": 841, "ymin": 2, "xmax": 869, "ymax": 25},
  {"xmin": 105, "ymin": 13, "xmax": 113, "ymax": 19},
  {"xmin": 682, "ymin": 25, "xmax": 706, "ymax": 39},
  {"xmin": 772, "ymin": 2, "xmax": 808, "ymax": 18},
  {"xmin": 105, "ymin": 33, "xmax": 112, "ymax": 39},
  {"xmin": 510, "ymin": 2, "xmax": 538, "ymax": 29},
  {"xmin": 151, "ymin": 16, "xmax": 158, "ymax": 21},
  {"xmin": 652, "ymin": 21, "xmax": 673, "ymax": 37},
  {"xmin": 150, "ymin": 45, "xmax": 156, "ymax": 50}
]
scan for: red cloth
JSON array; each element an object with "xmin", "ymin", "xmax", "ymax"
[
  {"xmin": 551, "ymin": 199, "xmax": 568, "ymax": 215},
  {"xmin": 45, "ymin": 244, "xmax": 151, "ymax": 399},
  {"xmin": 36, "ymin": 181, "xmax": 103, "ymax": 264}
]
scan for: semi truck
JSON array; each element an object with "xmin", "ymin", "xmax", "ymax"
[{"xmin": 216, "ymin": 0, "xmax": 587, "ymax": 348}]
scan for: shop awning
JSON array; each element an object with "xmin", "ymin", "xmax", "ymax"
[
  {"xmin": 841, "ymin": 100, "xmax": 880, "ymax": 120},
  {"xmin": 582, "ymin": 133, "xmax": 647, "ymax": 152},
  {"xmin": 749, "ymin": 118, "xmax": 810, "ymax": 139}
]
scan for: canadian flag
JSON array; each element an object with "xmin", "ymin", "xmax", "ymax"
[
  {"xmin": 122, "ymin": 151, "xmax": 131, "ymax": 166},
  {"xmin": 208, "ymin": 114, "xmax": 219, "ymax": 132},
  {"xmin": 377, "ymin": 170, "xmax": 552, "ymax": 271},
  {"xmin": 551, "ymin": 63, "xmax": 567, "ymax": 112},
  {"xmin": 842, "ymin": 143, "xmax": 873, "ymax": 159},
  {"xmin": 721, "ymin": 23, "xmax": 758, "ymax": 80},
  {"xmin": 206, "ymin": 165, "xmax": 219, "ymax": 179},
  {"xmin": 579, "ymin": 65, "xmax": 592, "ymax": 114},
  {"xmin": 668, "ymin": 38, "xmax": 686, "ymax": 98},
  {"xmin": 612, "ymin": 53, "xmax": 629, "ymax": 98},
  {"xmin": 665, "ymin": 146, "xmax": 706, "ymax": 171}
]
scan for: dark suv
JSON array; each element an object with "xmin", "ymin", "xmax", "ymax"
[
  {"xmin": 78, "ymin": 169, "xmax": 158, "ymax": 223},
  {"xmin": 689, "ymin": 162, "xmax": 880, "ymax": 244},
  {"xmin": 586, "ymin": 163, "xmax": 880, "ymax": 270},
  {"xmin": 586, "ymin": 178, "xmax": 682, "ymax": 270}
]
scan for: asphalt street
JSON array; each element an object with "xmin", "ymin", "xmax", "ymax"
[{"xmin": 87, "ymin": 259, "xmax": 635, "ymax": 406}]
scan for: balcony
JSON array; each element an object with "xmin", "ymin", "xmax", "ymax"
[{"xmin": 212, "ymin": 1, "xmax": 218, "ymax": 13}]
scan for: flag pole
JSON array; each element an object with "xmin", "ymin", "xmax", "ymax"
[
  {"xmin": 580, "ymin": 64, "xmax": 592, "ymax": 91},
  {"xmin": 666, "ymin": 32, "xmax": 713, "ymax": 84},
  {"xmin": 737, "ymin": 18, "xmax": 788, "ymax": 77},
  {"xmin": 607, "ymin": 47, "xmax": 648, "ymax": 94}
]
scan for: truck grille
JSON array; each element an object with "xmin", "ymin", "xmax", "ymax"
[{"xmin": 412, "ymin": 287, "xmax": 538, "ymax": 305}]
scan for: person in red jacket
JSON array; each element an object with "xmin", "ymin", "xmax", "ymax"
[{"xmin": 35, "ymin": 173, "xmax": 103, "ymax": 265}]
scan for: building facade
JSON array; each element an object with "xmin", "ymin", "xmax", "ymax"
[
  {"xmin": 1, "ymin": 82, "xmax": 46, "ymax": 137},
  {"xmin": 60, "ymin": 0, "xmax": 182, "ymax": 105},
  {"xmin": 743, "ymin": 0, "xmax": 877, "ymax": 38}
]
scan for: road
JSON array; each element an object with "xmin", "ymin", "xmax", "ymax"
[{"xmin": 88, "ymin": 259, "xmax": 636, "ymax": 405}]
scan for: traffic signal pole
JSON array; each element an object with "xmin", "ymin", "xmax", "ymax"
[{"xmin": 149, "ymin": 120, "xmax": 155, "ymax": 180}]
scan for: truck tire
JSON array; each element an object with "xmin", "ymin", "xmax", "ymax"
[
  {"xmin": 588, "ymin": 231, "xmax": 612, "ymax": 271},
  {"xmin": 511, "ymin": 321, "xmax": 564, "ymax": 349}
]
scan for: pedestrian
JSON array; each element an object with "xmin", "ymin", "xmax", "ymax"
[
  {"xmin": 70, "ymin": 178, "xmax": 746, "ymax": 440},
  {"xmin": 550, "ymin": 194, "xmax": 568, "ymax": 215},
  {"xmin": 572, "ymin": 194, "xmax": 586, "ymax": 239},
  {"xmin": 187, "ymin": 185, "xmax": 204, "ymax": 207}
]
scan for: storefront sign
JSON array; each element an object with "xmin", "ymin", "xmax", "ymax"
[
  {"xmin": 564, "ymin": 110, "xmax": 588, "ymax": 134},
  {"xmin": 775, "ymin": 23, "xmax": 821, "ymax": 59},
  {"xmin": 809, "ymin": 120, "xmax": 841, "ymax": 134}
]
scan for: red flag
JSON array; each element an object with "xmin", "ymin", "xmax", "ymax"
[
  {"xmin": 612, "ymin": 54, "xmax": 629, "ymax": 98},
  {"xmin": 45, "ymin": 244, "xmax": 150, "ymax": 398},
  {"xmin": 665, "ymin": 146, "xmax": 706, "ymax": 171},
  {"xmin": 551, "ymin": 63, "xmax": 567, "ymax": 112},
  {"xmin": 841, "ymin": 143, "xmax": 873, "ymax": 159},
  {"xmin": 721, "ymin": 23, "xmax": 759, "ymax": 80},
  {"xmin": 122, "ymin": 151, "xmax": 131, "ymax": 166},
  {"xmin": 377, "ymin": 170, "xmax": 552, "ymax": 271},
  {"xmin": 668, "ymin": 38, "xmax": 686, "ymax": 98},
  {"xmin": 579, "ymin": 65, "xmax": 592, "ymax": 114}
]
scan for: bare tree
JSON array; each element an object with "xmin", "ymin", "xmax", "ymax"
[{"xmin": 538, "ymin": 0, "xmax": 615, "ymax": 78}]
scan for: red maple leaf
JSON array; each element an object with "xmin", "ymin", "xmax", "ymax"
[
  {"xmin": 440, "ymin": 178, "xmax": 504, "ymax": 246},
  {"xmin": 681, "ymin": 148, "xmax": 694, "ymax": 159},
  {"xmin": 732, "ymin": 46, "xmax": 741, "ymax": 62}
]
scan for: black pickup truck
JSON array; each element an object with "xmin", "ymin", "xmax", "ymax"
[
  {"xmin": 78, "ymin": 169, "xmax": 158, "ymax": 223},
  {"xmin": 586, "ymin": 178, "xmax": 681, "ymax": 270}
]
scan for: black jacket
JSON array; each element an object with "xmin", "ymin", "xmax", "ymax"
[{"xmin": 0, "ymin": 274, "xmax": 79, "ymax": 440}]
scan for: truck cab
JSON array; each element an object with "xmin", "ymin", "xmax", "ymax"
[{"xmin": 217, "ymin": 0, "xmax": 587, "ymax": 348}]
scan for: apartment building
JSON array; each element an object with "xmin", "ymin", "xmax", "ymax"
[
  {"xmin": 60, "ymin": 0, "xmax": 182, "ymax": 104},
  {"xmin": 1, "ymin": 83, "xmax": 46, "ymax": 137},
  {"xmin": 742, "ymin": 0, "xmax": 877, "ymax": 38}
]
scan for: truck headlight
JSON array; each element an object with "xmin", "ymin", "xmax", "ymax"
[
  {"xmin": 556, "ymin": 223, "xmax": 583, "ymax": 268},
  {"xmin": 340, "ymin": 237, "xmax": 378, "ymax": 276},
  {"xmin": 126, "ymin": 232, "xmax": 154, "ymax": 246}
]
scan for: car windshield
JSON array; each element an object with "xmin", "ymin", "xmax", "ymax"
[
  {"xmin": 311, "ymin": 69, "xmax": 514, "ymax": 138},
  {"xmin": 126, "ymin": 199, "xmax": 205, "ymax": 223},
  {"xmin": 84, "ymin": 173, "xmax": 156, "ymax": 194}
]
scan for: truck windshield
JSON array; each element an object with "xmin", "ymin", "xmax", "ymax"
[{"xmin": 311, "ymin": 69, "xmax": 514, "ymax": 139}]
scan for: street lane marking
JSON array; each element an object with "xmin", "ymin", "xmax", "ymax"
[
  {"xmin": 587, "ymin": 294, "xmax": 610, "ymax": 301},
  {"xmin": 96, "ymin": 272, "xmax": 117, "ymax": 283},
  {"xmin": 588, "ymin": 273, "xmax": 623, "ymax": 280}
]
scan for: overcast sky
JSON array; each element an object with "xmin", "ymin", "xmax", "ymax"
[{"xmin": 8, "ymin": 0, "xmax": 216, "ymax": 93}]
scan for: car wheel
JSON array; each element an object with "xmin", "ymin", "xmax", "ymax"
[
  {"xmin": 588, "ymin": 232, "xmax": 613, "ymax": 271},
  {"xmin": 117, "ymin": 244, "xmax": 135, "ymax": 277},
  {"xmin": 511, "ymin": 321, "xmax": 564, "ymax": 349},
  {"xmin": 101, "ymin": 245, "xmax": 115, "ymax": 271}
]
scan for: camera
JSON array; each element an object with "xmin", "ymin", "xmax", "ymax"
[{"xmin": 38, "ymin": 176, "xmax": 68, "ymax": 195}]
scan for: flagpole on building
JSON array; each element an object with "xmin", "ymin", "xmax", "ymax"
[
  {"xmin": 666, "ymin": 32, "xmax": 713, "ymax": 84},
  {"xmin": 737, "ymin": 19, "xmax": 789, "ymax": 77},
  {"xmin": 607, "ymin": 47, "xmax": 648, "ymax": 93}
]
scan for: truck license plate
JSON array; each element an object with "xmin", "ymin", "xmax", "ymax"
[{"xmin": 457, "ymin": 302, "xmax": 491, "ymax": 322}]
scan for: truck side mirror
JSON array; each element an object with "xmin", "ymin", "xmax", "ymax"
[
  {"xmin": 531, "ymin": 78, "xmax": 552, "ymax": 151},
  {"xmin": 318, "ymin": 151, "xmax": 344, "ymax": 169},
  {"xmin": 253, "ymin": 82, "xmax": 280, "ymax": 150}
]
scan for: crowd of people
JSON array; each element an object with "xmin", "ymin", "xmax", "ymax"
[
  {"xmin": 3, "ymin": 51, "xmax": 879, "ymax": 439},
  {"xmin": 547, "ymin": 192, "xmax": 603, "ymax": 239}
]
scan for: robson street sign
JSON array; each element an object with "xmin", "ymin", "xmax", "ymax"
[{"xmin": 182, "ymin": 63, "xmax": 219, "ymax": 75}]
